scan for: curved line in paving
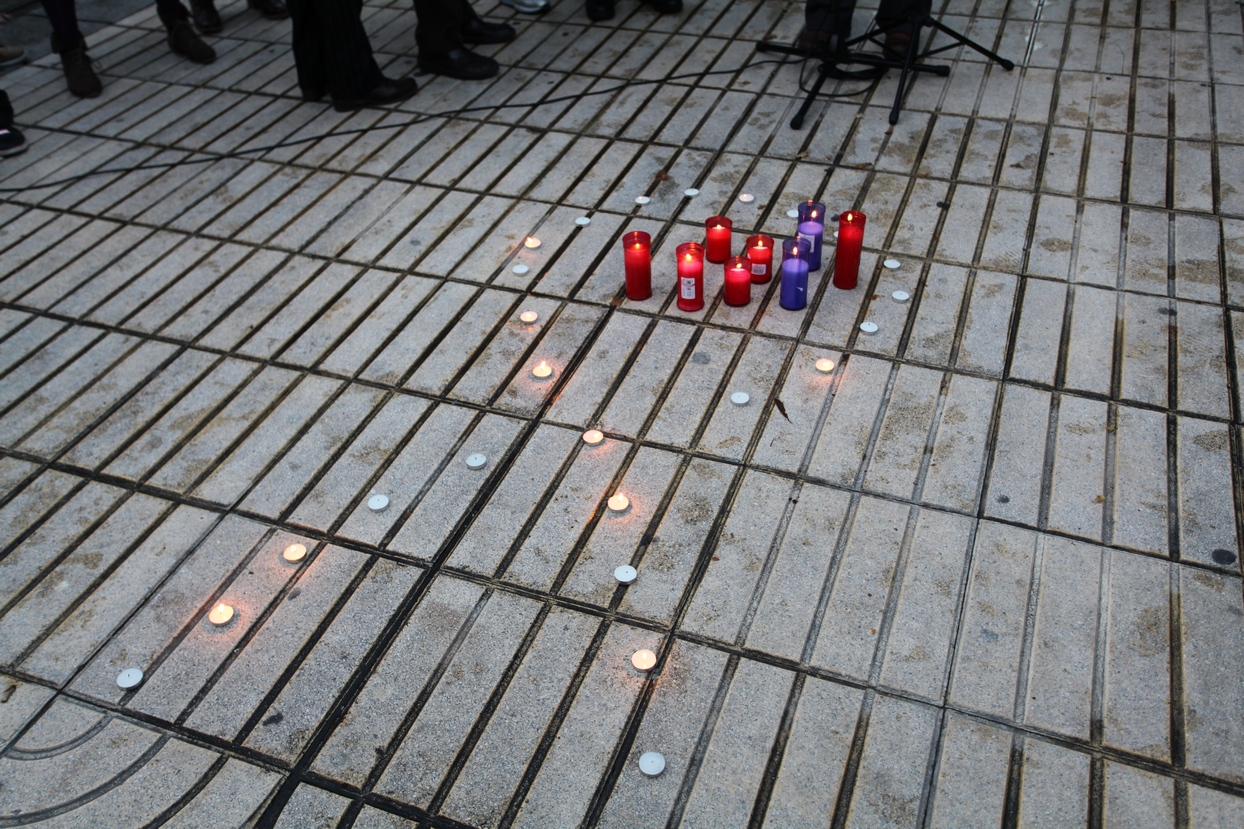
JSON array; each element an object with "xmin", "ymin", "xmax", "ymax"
[{"xmin": 3, "ymin": 714, "xmax": 111, "ymax": 761}]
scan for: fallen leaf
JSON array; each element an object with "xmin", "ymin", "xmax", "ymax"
[
  {"xmin": 796, "ymin": 151, "xmax": 809, "ymax": 160},
  {"xmin": 712, "ymin": 556, "xmax": 720, "ymax": 561},
  {"xmin": 1093, "ymin": 494, "xmax": 1105, "ymax": 504},
  {"xmin": 916, "ymin": 172, "xmax": 929, "ymax": 178},
  {"xmin": 1009, "ymin": 162, "xmax": 1026, "ymax": 169},
  {"xmin": 855, "ymin": 162, "xmax": 873, "ymax": 169},
  {"xmin": 870, "ymin": 293, "xmax": 879, "ymax": 300},
  {"xmin": 774, "ymin": 397, "xmax": 791, "ymax": 422},
  {"xmin": 884, "ymin": 129, "xmax": 893, "ymax": 135},
  {"xmin": 653, "ymin": 170, "xmax": 671, "ymax": 184}
]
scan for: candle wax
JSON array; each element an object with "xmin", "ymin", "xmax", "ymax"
[
  {"xmin": 705, "ymin": 217, "xmax": 732, "ymax": 263},
  {"xmin": 834, "ymin": 211, "xmax": 867, "ymax": 290},
  {"xmin": 780, "ymin": 256, "xmax": 809, "ymax": 310},
  {"xmin": 723, "ymin": 257, "xmax": 751, "ymax": 306},
  {"xmin": 623, "ymin": 231, "xmax": 652, "ymax": 301},
  {"xmin": 797, "ymin": 221, "xmax": 824, "ymax": 270}
]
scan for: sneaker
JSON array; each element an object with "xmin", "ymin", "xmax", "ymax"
[
  {"xmin": 167, "ymin": 19, "xmax": 217, "ymax": 64},
  {"xmin": 0, "ymin": 45, "xmax": 25, "ymax": 67},
  {"xmin": 51, "ymin": 35, "xmax": 103, "ymax": 98},
  {"xmin": 0, "ymin": 125, "xmax": 27, "ymax": 157},
  {"xmin": 500, "ymin": 0, "xmax": 550, "ymax": 13}
]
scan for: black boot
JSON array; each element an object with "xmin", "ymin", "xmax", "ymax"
[
  {"xmin": 248, "ymin": 0, "xmax": 290, "ymax": 19},
  {"xmin": 190, "ymin": 0, "xmax": 223, "ymax": 33},
  {"xmin": 160, "ymin": 5, "xmax": 217, "ymax": 64},
  {"xmin": 586, "ymin": 0, "xmax": 614, "ymax": 21},
  {"xmin": 51, "ymin": 33, "xmax": 103, "ymax": 98}
]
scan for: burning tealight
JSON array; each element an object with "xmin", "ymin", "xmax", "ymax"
[
  {"xmin": 684, "ymin": 188, "xmax": 700, "ymax": 197},
  {"xmin": 739, "ymin": 193, "xmax": 755, "ymax": 203},
  {"xmin": 614, "ymin": 565, "xmax": 637, "ymax": 584},
  {"xmin": 368, "ymin": 494, "xmax": 390, "ymax": 512},
  {"xmin": 576, "ymin": 216, "xmax": 591, "ymax": 226},
  {"xmin": 116, "ymin": 668, "xmax": 144, "ymax": 690},
  {"xmin": 635, "ymin": 195, "xmax": 650, "ymax": 205},
  {"xmin": 639, "ymin": 751, "xmax": 666, "ymax": 777},
  {"xmin": 631, "ymin": 649, "xmax": 657, "ymax": 671},
  {"xmin": 208, "ymin": 603, "xmax": 235, "ymax": 626},
  {"xmin": 860, "ymin": 321, "xmax": 879, "ymax": 334},
  {"xmin": 608, "ymin": 493, "xmax": 630, "ymax": 512},
  {"xmin": 283, "ymin": 543, "xmax": 307, "ymax": 563},
  {"xmin": 524, "ymin": 236, "xmax": 541, "ymax": 249},
  {"xmin": 815, "ymin": 358, "xmax": 836, "ymax": 373},
  {"xmin": 532, "ymin": 361, "xmax": 554, "ymax": 380},
  {"xmin": 891, "ymin": 290, "xmax": 911, "ymax": 303},
  {"xmin": 583, "ymin": 429, "xmax": 604, "ymax": 445},
  {"xmin": 884, "ymin": 258, "xmax": 901, "ymax": 269},
  {"xmin": 519, "ymin": 310, "xmax": 539, "ymax": 323}
]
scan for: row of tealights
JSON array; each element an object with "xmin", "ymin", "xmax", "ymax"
[{"xmin": 621, "ymin": 201, "xmax": 868, "ymax": 312}]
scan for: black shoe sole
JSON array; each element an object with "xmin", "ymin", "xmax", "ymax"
[{"xmin": 417, "ymin": 61, "xmax": 498, "ymax": 81}]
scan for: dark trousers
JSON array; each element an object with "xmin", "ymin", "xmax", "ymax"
[
  {"xmin": 42, "ymin": 0, "xmax": 187, "ymax": 44},
  {"xmin": 413, "ymin": 0, "xmax": 471, "ymax": 55},
  {"xmin": 287, "ymin": 0, "xmax": 384, "ymax": 100},
  {"xmin": 805, "ymin": 0, "xmax": 924, "ymax": 40},
  {"xmin": 0, "ymin": 91, "xmax": 13, "ymax": 129}
]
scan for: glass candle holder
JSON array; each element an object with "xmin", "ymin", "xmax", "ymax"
[
  {"xmin": 676, "ymin": 241, "xmax": 705, "ymax": 312},
  {"xmin": 723, "ymin": 256, "xmax": 751, "ymax": 306},
  {"xmin": 780, "ymin": 237, "xmax": 811, "ymax": 310},
  {"xmin": 745, "ymin": 234, "xmax": 774, "ymax": 283},
  {"xmin": 796, "ymin": 200, "xmax": 826, "ymax": 270},
  {"xmin": 622, "ymin": 230, "xmax": 652, "ymax": 300},
  {"xmin": 705, "ymin": 216, "xmax": 732, "ymax": 263},
  {"xmin": 833, "ymin": 210, "xmax": 867, "ymax": 290}
]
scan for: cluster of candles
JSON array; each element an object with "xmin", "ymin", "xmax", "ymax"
[{"xmin": 622, "ymin": 202, "xmax": 868, "ymax": 311}]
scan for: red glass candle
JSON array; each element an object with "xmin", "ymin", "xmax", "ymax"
[
  {"xmin": 676, "ymin": 242, "xmax": 704, "ymax": 312},
  {"xmin": 622, "ymin": 230, "xmax": 652, "ymax": 300},
  {"xmin": 705, "ymin": 216, "xmax": 732, "ymax": 263},
  {"xmin": 833, "ymin": 210, "xmax": 867, "ymax": 290},
  {"xmin": 746, "ymin": 234, "xmax": 774, "ymax": 283},
  {"xmin": 723, "ymin": 256, "xmax": 751, "ymax": 306}
]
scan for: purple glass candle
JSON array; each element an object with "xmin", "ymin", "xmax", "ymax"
[
  {"xmin": 780, "ymin": 237, "xmax": 811, "ymax": 310},
  {"xmin": 796, "ymin": 200, "xmax": 825, "ymax": 270}
]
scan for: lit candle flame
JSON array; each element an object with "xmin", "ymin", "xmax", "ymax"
[
  {"xmin": 845, "ymin": 212, "xmax": 853, "ymax": 222},
  {"xmin": 525, "ymin": 236, "xmax": 540, "ymax": 249},
  {"xmin": 608, "ymin": 493, "xmax": 630, "ymax": 512},
  {"xmin": 811, "ymin": 211, "xmax": 818, "ymax": 219},
  {"xmin": 532, "ymin": 360, "xmax": 553, "ymax": 379},
  {"xmin": 208, "ymin": 603, "xmax": 235, "ymax": 625},
  {"xmin": 685, "ymin": 253, "xmax": 692, "ymax": 261},
  {"xmin": 631, "ymin": 649, "xmax": 657, "ymax": 671}
]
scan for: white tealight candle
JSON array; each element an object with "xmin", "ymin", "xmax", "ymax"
[
  {"xmin": 532, "ymin": 361, "xmax": 554, "ymax": 380},
  {"xmin": 208, "ymin": 603, "xmax": 234, "ymax": 626},
  {"xmin": 524, "ymin": 236, "xmax": 541, "ymax": 249},
  {"xmin": 582, "ymin": 429, "xmax": 604, "ymax": 445},
  {"xmin": 631, "ymin": 649, "xmax": 657, "ymax": 671},
  {"xmin": 283, "ymin": 543, "xmax": 306, "ymax": 562},
  {"xmin": 608, "ymin": 493, "xmax": 630, "ymax": 512},
  {"xmin": 519, "ymin": 310, "xmax": 539, "ymax": 324},
  {"xmin": 815, "ymin": 358, "xmax": 835, "ymax": 373}
]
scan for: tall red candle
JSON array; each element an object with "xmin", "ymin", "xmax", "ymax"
[
  {"xmin": 676, "ymin": 242, "xmax": 704, "ymax": 312},
  {"xmin": 833, "ymin": 210, "xmax": 867, "ymax": 290},
  {"xmin": 622, "ymin": 230, "xmax": 652, "ymax": 300},
  {"xmin": 723, "ymin": 256, "xmax": 751, "ymax": 306},
  {"xmin": 746, "ymin": 234, "xmax": 774, "ymax": 283},
  {"xmin": 705, "ymin": 216, "xmax": 732, "ymax": 263}
]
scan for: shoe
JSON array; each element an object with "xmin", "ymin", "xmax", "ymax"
[
  {"xmin": 883, "ymin": 30, "xmax": 912, "ymax": 59},
  {"xmin": 190, "ymin": 0, "xmax": 222, "ymax": 34},
  {"xmin": 167, "ymin": 19, "xmax": 217, "ymax": 64},
  {"xmin": 645, "ymin": 0, "xmax": 682, "ymax": 13},
  {"xmin": 500, "ymin": 0, "xmax": 550, "ymax": 12},
  {"xmin": 0, "ymin": 45, "xmax": 25, "ymax": 67},
  {"xmin": 332, "ymin": 75, "xmax": 418, "ymax": 111},
  {"xmin": 586, "ymin": 0, "xmax": 614, "ymax": 21},
  {"xmin": 248, "ymin": 0, "xmax": 290, "ymax": 20},
  {"xmin": 0, "ymin": 125, "xmax": 26, "ymax": 157},
  {"xmin": 418, "ymin": 47, "xmax": 498, "ymax": 80},
  {"xmin": 462, "ymin": 16, "xmax": 516, "ymax": 44},
  {"xmin": 51, "ymin": 34, "xmax": 103, "ymax": 98}
]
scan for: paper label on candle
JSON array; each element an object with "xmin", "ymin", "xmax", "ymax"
[
  {"xmin": 680, "ymin": 277, "xmax": 696, "ymax": 300},
  {"xmin": 798, "ymin": 233, "xmax": 817, "ymax": 244},
  {"xmin": 751, "ymin": 264, "xmax": 766, "ymax": 275}
]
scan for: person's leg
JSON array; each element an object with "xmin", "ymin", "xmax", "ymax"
[
  {"xmin": 156, "ymin": 0, "xmax": 217, "ymax": 63},
  {"xmin": 41, "ymin": 0, "xmax": 103, "ymax": 97},
  {"xmin": 875, "ymin": 0, "xmax": 922, "ymax": 31},
  {"xmin": 457, "ymin": 0, "xmax": 515, "ymax": 46},
  {"xmin": 803, "ymin": 0, "xmax": 856, "ymax": 44},
  {"xmin": 414, "ymin": 0, "xmax": 499, "ymax": 79},
  {"xmin": 286, "ymin": 0, "xmax": 329, "ymax": 100},
  {"xmin": 290, "ymin": 0, "xmax": 414, "ymax": 109}
]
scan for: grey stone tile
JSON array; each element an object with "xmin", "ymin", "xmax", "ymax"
[
  {"xmin": 923, "ymin": 374, "xmax": 996, "ymax": 512},
  {"xmin": 1103, "ymin": 550, "xmax": 1172, "ymax": 761},
  {"xmin": 1120, "ymin": 292, "xmax": 1170, "ymax": 407},
  {"xmin": 807, "ymin": 355, "xmax": 891, "ymax": 487},
  {"xmin": 1187, "ymin": 784, "xmax": 1244, "ymax": 828},
  {"xmin": 1104, "ymin": 762, "xmax": 1175, "ymax": 828},
  {"xmin": 809, "ymin": 495, "xmax": 909, "ymax": 681},
  {"xmin": 621, "ymin": 457, "xmax": 734, "ymax": 623},
  {"xmin": 0, "ymin": 674, "xmax": 55, "ymax": 752},
  {"xmin": 244, "ymin": 557, "xmax": 423, "ymax": 762},
  {"xmin": 273, "ymin": 784, "xmax": 351, "ymax": 829},
  {"xmin": 597, "ymin": 641, "xmax": 729, "ymax": 829},
  {"xmin": 545, "ymin": 312, "xmax": 649, "ymax": 427},
  {"xmin": 950, "ymin": 520, "xmax": 1037, "ymax": 719},
  {"xmin": 1064, "ymin": 285, "xmax": 1117, "ymax": 395},
  {"xmin": 312, "ymin": 574, "xmax": 482, "ymax": 786},
  {"xmin": 1176, "ymin": 417, "xmax": 1239, "ymax": 567},
  {"xmin": 1180, "ymin": 568, "xmax": 1244, "ymax": 783},
  {"xmin": 1175, "ymin": 301, "xmax": 1231, "ymax": 418},
  {"xmin": 1174, "ymin": 213, "xmax": 1222, "ymax": 302},
  {"xmin": 846, "ymin": 695, "xmax": 938, "ymax": 827},
  {"xmin": 0, "ymin": 326, "xmax": 103, "ymax": 414},
  {"xmin": 1018, "ymin": 740, "xmax": 1090, "ymax": 828},
  {"xmin": 376, "ymin": 590, "xmax": 540, "ymax": 808},
  {"xmin": 751, "ymin": 345, "xmax": 842, "ymax": 473},
  {"xmin": 1026, "ymin": 196, "xmax": 1076, "ymax": 280},
  {"xmin": 559, "ymin": 445, "xmax": 682, "ymax": 607},
  {"xmin": 905, "ymin": 264, "xmax": 968, "ymax": 367},
  {"xmin": 929, "ymin": 714, "xmax": 1011, "ymax": 828},
  {"xmin": 696, "ymin": 334, "xmax": 789, "ymax": 460},
  {"xmin": 1047, "ymin": 394, "xmax": 1108, "ymax": 540},
  {"xmin": 185, "ymin": 544, "xmax": 368, "ymax": 741},
  {"xmin": 863, "ymin": 364, "xmax": 942, "ymax": 500},
  {"xmin": 405, "ymin": 288, "xmax": 518, "ymax": 396},
  {"xmin": 598, "ymin": 319, "xmax": 696, "ymax": 437}
]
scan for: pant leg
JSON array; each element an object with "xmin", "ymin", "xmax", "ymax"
[
  {"xmin": 0, "ymin": 91, "xmax": 13, "ymax": 129},
  {"xmin": 413, "ymin": 0, "xmax": 467, "ymax": 55},
  {"xmin": 40, "ymin": 0, "xmax": 82, "ymax": 45},
  {"xmin": 155, "ymin": 0, "xmax": 190, "ymax": 24},
  {"xmin": 804, "ymin": 0, "xmax": 856, "ymax": 41},
  {"xmin": 288, "ymin": 0, "xmax": 384, "ymax": 100},
  {"xmin": 875, "ymin": 0, "xmax": 923, "ymax": 32}
]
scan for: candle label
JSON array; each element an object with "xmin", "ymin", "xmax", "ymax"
[
  {"xmin": 751, "ymin": 263, "xmax": 766, "ymax": 276},
  {"xmin": 798, "ymin": 232, "xmax": 818, "ymax": 244},
  {"xmin": 680, "ymin": 277, "xmax": 697, "ymax": 300}
]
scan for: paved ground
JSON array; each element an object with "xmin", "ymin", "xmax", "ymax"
[{"xmin": 0, "ymin": 0, "xmax": 1242, "ymax": 826}]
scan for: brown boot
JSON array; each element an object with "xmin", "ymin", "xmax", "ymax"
[{"xmin": 51, "ymin": 33, "xmax": 102, "ymax": 98}]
